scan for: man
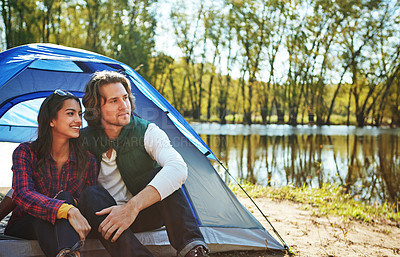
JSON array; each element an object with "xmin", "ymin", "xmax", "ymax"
[{"xmin": 78, "ymin": 70, "xmax": 209, "ymax": 257}]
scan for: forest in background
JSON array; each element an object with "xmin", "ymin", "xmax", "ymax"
[{"xmin": 1, "ymin": 0, "xmax": 400, "ymax": 127}]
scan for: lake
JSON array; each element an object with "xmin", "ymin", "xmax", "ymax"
[
  {"xmin": 191, "ymin": 124, "xmax": 400, "ymax": 205},
  {"xmin": 1, "ymin": 124, "xmax": 399, "ymax": 205}
]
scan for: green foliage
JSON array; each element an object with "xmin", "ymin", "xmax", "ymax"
[
  {"xmin": 1, "ymin": 0, "xmax": 400, "ymax": 126},
  {"xmin": 1, "ymin": 0, "xmax": 157, "ymax": 80},
  {"xmin": 229, "ymin": 182, "xmax": 400, "ymax": 222}
]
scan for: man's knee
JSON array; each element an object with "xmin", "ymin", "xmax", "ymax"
[
  {"xmin": 79, "ymin": 185, "xmax": 116, "ymax": 212},
  {"xmin": 81, "ymin": 185, "xmax": 105, "ymax": 199},
  {"xmin": 82, "ymin": 185, "xmax": 115, "ymax": 200}
]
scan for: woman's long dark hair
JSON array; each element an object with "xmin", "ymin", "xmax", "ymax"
[{"xmin": 34, "ymin": 92, "xmax": 89, "ymax": 177}]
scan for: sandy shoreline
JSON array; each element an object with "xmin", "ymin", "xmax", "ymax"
[{"xmin": 229, "ymin": 196, "xmax": 400, "ymax": 257}]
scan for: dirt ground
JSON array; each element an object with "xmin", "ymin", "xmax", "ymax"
[{"xmin": 212, "ymin": 196, "xmax": 400, "ymax": 257}]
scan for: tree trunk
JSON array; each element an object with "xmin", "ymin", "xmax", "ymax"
[
  {"xmin": 346, "ymin": 88, "xmax": 352, "ymax": 126},
  {"xmin": 169, "ymin": 69, "xmax": 179, "ymax": 111},
  {"xmin": 218, "ymin": 74, "xmax": 230, "ymax": 124},
  {"xmin": 326, "ymin": 68, "xmax": 347, "ymax": 124},
  {"xmin": 288, "ymin": 110, "xmax": 298, "ymax": 126},
  {"xmin": 274, "ymin": 98, "xmax": 285, "ymax": 124},
  {"xmin": 246, "ymin": 79, "xmax": 253, "ymax": 125},
  {"xmin": 260, "ymin": 104, "xmax": 268, "ymax": 124},
  {"xmin": 207, "ymin": 75, "xmax": 215, "ymax": 121},
  {"xmin": 356, "ymin": 112, "xmax": 365, "ymax": 127},
  {"xmin": 2, "ymin": 0, "xmax": 13, "ymax": 48},
  {"xmin": 219, "ymin": 104, "xmax": 227, "ymax": 124}
]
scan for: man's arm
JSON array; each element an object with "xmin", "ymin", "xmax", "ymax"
[
  {"xmin": 96, "ymin": 185, "xmax": 160, "ymax": 242},
  {"xmin": 145, "ymin": 123, "xmax": 188, "ymax": 199},
  {"xmin": 96, "ymin": 123, "xmax": 186, "ymax": 242}
]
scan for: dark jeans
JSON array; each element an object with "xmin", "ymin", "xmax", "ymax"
[
  {"xmin": 5, "ymin": 191, "xmax": 80, "ymax": 257},
  {"xmin": 79, "ymin": 174, "xmax": 206, "ymax": 257}
]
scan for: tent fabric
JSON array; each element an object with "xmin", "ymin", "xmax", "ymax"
[
  {"xmin": 0, "ymin": 44, "xmax": 284, "ymax": 254},
  {"xmin": 0, "ymin": 43, "xmax": 215, "ymax": 159}
]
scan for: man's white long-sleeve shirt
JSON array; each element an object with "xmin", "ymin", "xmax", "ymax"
[{"xmin": 97, "ymin": 123, "xmax": 188, "ymax": 205}]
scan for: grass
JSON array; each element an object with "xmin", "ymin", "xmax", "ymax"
[{"xmin": 229, "ymin": 182, "xmax": 400, "ymax": 223}]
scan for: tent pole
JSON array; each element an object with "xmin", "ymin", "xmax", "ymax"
[{"xmin": 216, "ymin": 159, "xmax": 293, "ymax": 255}]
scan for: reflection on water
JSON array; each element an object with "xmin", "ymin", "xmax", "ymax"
[{"xmin": 193, "ymin": 124, "xmax": 400, "ymax": 205}]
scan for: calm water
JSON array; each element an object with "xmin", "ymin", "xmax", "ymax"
[
  {"xmin": 1, "ymin": 125, "xmax": 399, "ymax": 205},
  {"xmin": 191, "ymin": 124, "xmax": 400, "ymax": 205}
]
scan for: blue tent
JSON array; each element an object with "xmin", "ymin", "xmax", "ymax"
[{"xmin": 0, "ymin": 44, "xmax": 284, "ymax": 256}]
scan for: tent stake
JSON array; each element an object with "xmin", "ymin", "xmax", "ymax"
[{"xmin": 216, "ymin": 159, "xmax": 293, "ymax": 255}]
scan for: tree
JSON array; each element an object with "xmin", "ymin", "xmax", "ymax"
[
  {"xmin": 338, "ymin": 0, "xmax": 391, "ymax": 126},
  {"xmin": 149, "ymin": 53, "xmax": 174, "ymax": 95},
  {"xmin": 260, "ymin": 0, "xmax": 288, "ymax": 124},
  {"xmin": 217, "ymin": 6, "xmax": 236, "ymax": 124},
  {"xmin": 1, "ymin": 0, "xmax": 13, "ymax": 48},
  {"xmin": 230, "ymin": 0, "xmax": 268, "ymax": 124},
  {"xmin": 203, "ymin": 6, "xmax": 226, "ymax": 121},
  {"xmin": 284, "ymin": 0, "xmax": 308, "ymax": 126},
  {"xmin": 107, "ymin": 0, "xmax": 157, "ymax": 80},
  {"xmin": 171, "ymin": 1, "xmax": 204, "ymax": 119},
  {"xmin": 84, "ymin": 0, "xmax": 104, "ymax": 52},
  {"xmin": 304, "ymin": 0, "xmax": 345, "ymax": 125},
  {"xmin": 1, "ymin": 0, "xmax": 38, "ymax": 47}
]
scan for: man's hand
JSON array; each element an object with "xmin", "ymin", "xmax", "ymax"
[
  {"xmin": 96, "ymin": 204, "xmax": 139, "ymax": 242},
  {"xmin": 67, "ymin": 207, "xmax": 91, "ymax": 241},
  {"xmin": 96, "ymin": 185, "xmax": 161, "ymax": 243}
]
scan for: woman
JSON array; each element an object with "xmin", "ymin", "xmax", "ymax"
[{"xmin": 4, "ymin": 90, "xmax": 98, "ymax": 257}]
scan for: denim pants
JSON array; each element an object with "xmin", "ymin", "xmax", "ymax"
[
  {"xmin": 79, "ymin": 171, "xmax": 206, "ymax": 257},
  {"xmin": 5, "ymin": 191, "xmax": 80, "ymax": 257}
]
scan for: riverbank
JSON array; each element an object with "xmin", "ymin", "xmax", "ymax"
[
  {"xmin": 219, "ymin": 195, "xmax": 400, "ymax": 257},
  {"xmin": 186, "ymin": 116, "xmax": 397, "ymax": 128},
  {"xmin": 217, "ymin": 183, "xmax": 400, "ymax": 257}
]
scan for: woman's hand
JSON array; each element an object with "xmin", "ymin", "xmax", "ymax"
[{"xmin": 67, "ymin": 207, "xmax": 91, "ymax": 241}]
